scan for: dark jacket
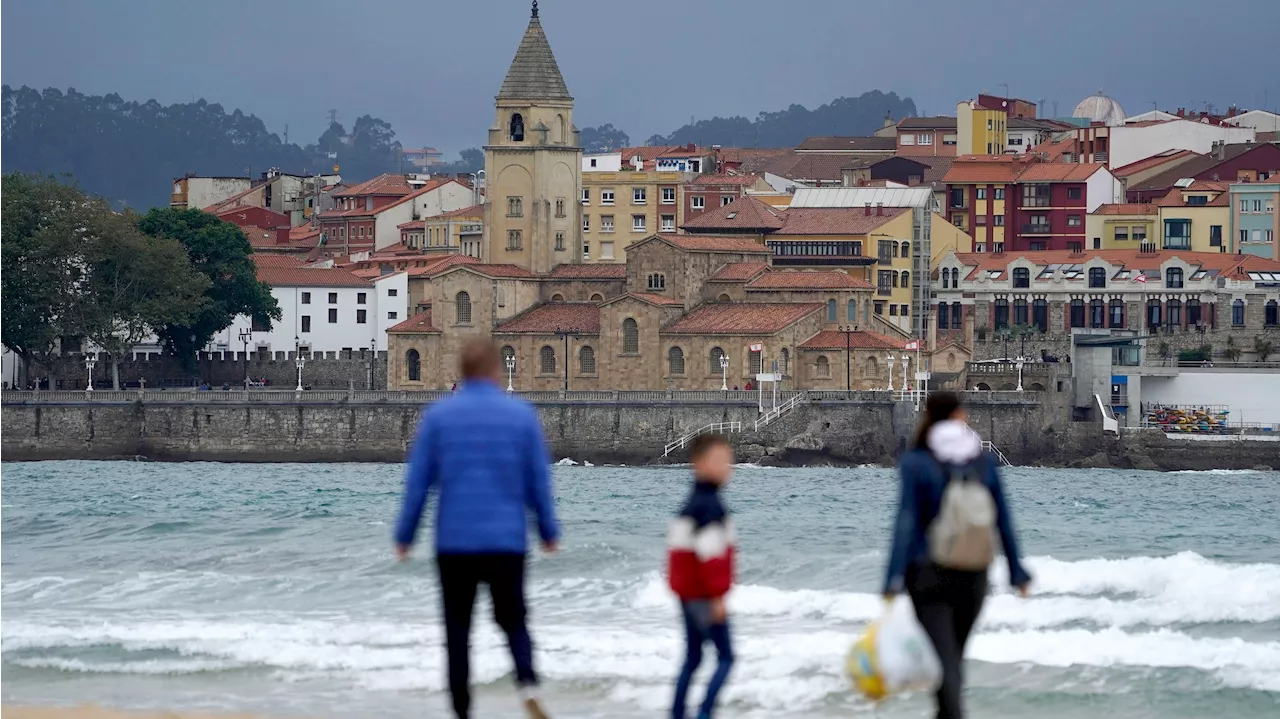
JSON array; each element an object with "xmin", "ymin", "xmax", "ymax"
[
  {"xmin": 883, "ymin": 449, "xmax": 1031, "ymax": 594},
  {"xmin": 667, "ymin": 481, "xmax": 735, "ymax": 600},
  {"xmin": 395, "ymin": 380, "xmax": 559, "ymax": 554}
]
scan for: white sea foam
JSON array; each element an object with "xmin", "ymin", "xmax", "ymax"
[{"xmin": 554, "ymin": 458, "xmax": 579, "ymax": 466}]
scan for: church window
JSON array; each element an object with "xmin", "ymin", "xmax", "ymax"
[
  {"xmin": 647, "ymin": 273, "xmax": 666, "ymax": 291},
  {"xmin": 455, "ymin": 292, "xmax": 471, "ymax": 324},
  {"xmin": 506, "ymin": 230, "xmax": 522, "ymax": 250},
  {"xmin": 555, "ymin": 232, "xmax": 565, "ymax": 251},
  {"xmin": 622, "ymin": 318, "xmax": 639, "ymax": 354},
  {"xmin": 555, "ymin": 198, "xmax": 566, "ymax": 217},
  {"xmin": 507, "ymin": 196, "xmax": 523, "ymax": 217}
]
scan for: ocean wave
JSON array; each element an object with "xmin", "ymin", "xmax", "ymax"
[{"xmin": 6, "ymin": 656, "xmax": 243, "ymax": 675}]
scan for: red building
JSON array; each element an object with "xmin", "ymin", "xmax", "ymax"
[
  {"xmin": 683, "ymin": 174, "xmax": 767, "ymax": 221},
  {"xmin": 975, "ymin": 94, "xmax": 1038, "ymax": 119}
]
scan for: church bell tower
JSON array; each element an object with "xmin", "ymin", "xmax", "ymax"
[{"xmin": 483, "ymin": 1, "xmax": 582, "ymax": 273}]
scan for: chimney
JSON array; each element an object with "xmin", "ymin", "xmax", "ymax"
[
  {"xmin": 1214, "ymin": 141, "xmax": 1226, "ymax": 161},
  {"xmin": 1176, "ymin": 108, "xmax": 1185, "ymax": 118},
  {"xmin": 865, "ymin": 202, "xmax": 872, "ymax": 216},
  {"xmin": 1228, "ymin": 105, "xmax": 1239, "ymax": 118},
  {"xmin": 876, "ymin": 202, "xmax": 884, "ymax": 216}
]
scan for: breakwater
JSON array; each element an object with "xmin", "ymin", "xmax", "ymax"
[{"xmin": 2, "ymin": 389, "xmax": 1274, "ymax": 470}]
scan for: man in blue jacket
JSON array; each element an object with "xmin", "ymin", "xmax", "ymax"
[{"xmin": 395, "ymin": 339, "xmax": 560, "ymax": 719}]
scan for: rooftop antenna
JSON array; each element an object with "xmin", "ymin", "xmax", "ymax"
[
  {"xmin": 327, "ymin": 109, "xmax": 338, "ymax": 125},
  {"xmin": 999, "ymin": 83, "xmax": 1010, "ymax": 99},
  {"xmin": 283, "ymin": 123, "xmax": 289, "ymax": 145}
]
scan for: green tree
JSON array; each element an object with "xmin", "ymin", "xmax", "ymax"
[
  {"xmin": 1, "ymin": 173, "xmax": 95, "ymax": 384},
  {"xmin": 1224, "ymin": 336, "xmax": 1242, "ymax": 362},
  {"xmin": 71, "ymin": 210, "xmax": 209, "ymax": 388},
  {"xmin": 137, "ymin": 208, "xmax": 280, "ymax": 369},
  {"xmin": 1254, "ymin": 335, "xmax": 1274, "ymax": 362},
  {"xmin": 580, "ymin": 123, "xmax": 630, "ymax": 152}
]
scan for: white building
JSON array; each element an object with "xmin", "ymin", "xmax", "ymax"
[
  {"xmin": 1222, "ymin": 109, "xmax": 1280, "ymax": 132},
  {"xmin": 582, "ymin": 153, "xmax": 622, "ymax": 172},
  {"xmin": 1063, "ymin": 119, "xmax": 1257, "ymax": 168}
]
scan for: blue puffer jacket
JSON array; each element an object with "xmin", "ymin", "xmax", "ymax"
[{"xmin": 394, "ymin": 380, "xmax": 559, "ymax": 554}]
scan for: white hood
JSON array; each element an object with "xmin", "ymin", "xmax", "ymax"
[{"xmin": 927, "ymin": 419, "xmax": 983, "ymax": 464}]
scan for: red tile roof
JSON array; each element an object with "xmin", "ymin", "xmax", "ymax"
[
  {"xmin": 798, "ymin": 329, "xmax": 909, "ymax": 350},
  {"xmin": 1028, "ymin": 136, "xmax": 1075, "ymax": 162},
  {"xmin": 409, "ymin": 254, "xmax": 481, "ymax": 276},
  {"xmin": 333, "ymin": 173, "xmax": 415, "ymax": 198},
  {"xmin": 1016, "ymin": 162, "xmax": 1106, "ymax": 182},
  {"xmin": 388, "ymin": 308, "xmax": 438, "ymax": 333},
  {"xmin": 438, "ymin": 203, "xmax": 483, "ymax": 218},
  {"xmin": 546, "ymin": 263, "xmax": 629, "ymax": 279},
  {"xmin": 708, "ymin": 262, "xmax": 771, "ymax": 282},
  {"xmin": 446, "ymin": 263, "xmax": 538, "ymax": 279},
  {"xmin": 943, "ymin": 155, "xmax": 1025, "ymax": 184},
  {"xmin": 398, "ymin": 220, "xmax": 426, "ymax": 230},
  {"xmin": 690, "ymin": 173, "xmax": 762, "ymax": 186},
  {"xmin": 778, "ymin": 207, "xmax": 908, "ymax": 235},
  {"xmin": 251, "ymin": 254, "xmax": 305, "ymax": 268},
  {"xmin": 745, "ymin": 270, "xmax": 874, "ymax": 290},
  {"xmin": 255, "ymin": 266, "xmax": 372, "ymax": 287},
  {"xmin": 1154, "ymin": 182, "xmax": 1230, "ymax": 207},
  {"xmin": 242, "ymin": 225, "xmax": 284, "ymax": 248},
  {"xmin": 681, "ymin": 195, "xmax": 785, "ymax": 231},
  {"xmin": 796, "ymin": 136, "xmax": 897, "ymax": 152},
  {"xmin": 897, "ymin": 116, "xmax": 958, "ymax": 131},
  {"xmin": 493, "ymin": 303, "xmax": 601, "ymax": 333},
  {"xmin": 662, "ymin": 303, "xmax": 824, "ymax": 335},
  {"xmin": 654, "ymin": 234, "xmax": 771, "ymax": 254},
  {"xmin": 1111, "ymin": 150, "xmax": 1200, "ymax": 178},
  {"xmin": 215, "ymin": 205, "xmax": 290, "ymax": 226},
  {"xmin": 1092, "ymin": 203, "xmax": 1158, "ymax": 215},
  {"xmin": 626, "ymin": 292, "xmax": 684, "ymax": 306},
  {"xmin": 289, "ymin": 223, "xmax": 321, "ymax": 241}
]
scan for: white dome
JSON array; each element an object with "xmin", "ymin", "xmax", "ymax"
[{"xmin": 1073, "ymin": 92, "xmax": 1127, "ymax": 126}]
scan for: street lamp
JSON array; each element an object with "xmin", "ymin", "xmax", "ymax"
[
  {"xmin": 369, "ymin": 337, "xmax": 377, "ymax": 390},
  {"xmin": 901, "ymin": 355, "xmax": 910, "ymax": 400},
  {"xmin": 886, "ymin": 353, "xmax": 895, "ymax": 392},
  {"xmin": 555, "ymin": 327, "xmax": 579, "ymax": 392},
  {"xmin": 839, "ymin": 325, "xmax": 857, "ymax": 392},
  {"xmin": 719, "ymin": 354, "xmax": 729, "ymax": 391},
  {"xmin": 295, "ymin": 349, "xmax": 306, "ymax": 392},
  {"xmin": 505, "ymin": 353, "xmax": 516, "ymax": 392},
  {"xmin": 238, "ymin": 327, "xmax": 252, "ymax": 389},
  {"xmin": 85, "ymin": 354, "xmax": 97, "ymax": 392},
  {"xmin": 1016, "ymin": 357, "xmax": 1025, "ymax": 392}
]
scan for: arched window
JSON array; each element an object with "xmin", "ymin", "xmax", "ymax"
[
  {"xmin": 749, "ymin": 347, "xmax": 763, "ymax": 374},
  {"xmin": 942, "ymin": 269, "xmax": 950, "ymax": 289},
  {"xmin": 1033, "ymin": 298, "xmax": 1048, "ymax": 332},
  {"xmin": 647, "ymin": 273, "xmax": 666, "ymax": 290},
  {"xmin": 709, "ymin": 346, "xmax": 726, "ymax": 374},
  {"xmin": 1167, "ymin": 298, "xmax": 1182, "ymax": 327},
  {"xmin": 815, "ymin": 355, "xmax": 830, "ymax": 378},
  {"xmin": 406, "ymin": 349, "xmax": 421, "ymax": 381},
  {"xmin": 539, "ymin": 345, "xmax": 556, "ymax": 374},
  {"xmin": 554, "ymin": 114, "xmax": 565, "ymax": 144},
  {"xmin": 826, "ymin": 299, "xmax": 837, "ymax": 322},
  {"xmin": 1166, "ymin": 267, "xmax": 1184, "ymax": 288},
  {"xmin": 1012, "ymin": 267, "xmax": 1030, "ymax": 288},
  {"xmin": 501, "ymin": 345, "xmax": 516, "ymax": 368},
  {"xmin": 847, "ymin": 299, "xmax": 856, "ymax": 322},
  {"xmin": 1110, "ymin": 299, "xmax": 1124, "ymax": 328},
  {"xmin": 779, "ymin": 347, "xmax": 789, "ymax": 376},
  {"xmin": 718, "ymin": 293, "xmax": 731, "ymax": 303},
  {"xmin": 455, "ymin": 291, "xmax": 471, "ymax": 324},
  {"xmin": 901, "ymin": 241, "xmax": 910, "ymax": 258},
  {"xmin": 1070, "ymin": 298, "xmax": 1085, "ymax": 328},
  {"xmin": 668, "ymin": 346, "xmax": 685, "ymax": 375},
  {"xmin": 938, "ymin": 303, "xmax": 950, "ymax": 330},
  {"xmin": 865, "ymin": 356, "xmax": 879, "ymax": 377},
  {"xmin": 1232, "ymin": 299, "xmax": 1245, "ymax": 326},
  {"xmin": 590, "ymin": 293, "xmax": 604, "ymax": 302},
  {"xmin": 579, "ymin": 346, "xmax": 596, "ymax": 374},
  {"xmin": 1090, "ymin": 298, "xmax": 1105, "ymax": 328},
  {"xmin": 1266, "ymin": 300, "xmax": 1278, "ymax": 327},
  {"xmin": 901, "ymin": 271, "xmax": 910, "ymax": 288},
  {"xmin": 1089, "ymin": 267, "xmax": 1107, "ymax": 288},
  {"xmin": 551, "ymin": 293, "xmax": 565, "ymax": 302},
  {"xmin": 622, "ymin": 318, "xmax": 639, "ymax": 353},
  {"xmin": 496, "ymin": 287, "xmax": 506, "ymax": 307},
  {"xmin": 509, "ymin": 112, "xmax": 524, "ymax": 142}
]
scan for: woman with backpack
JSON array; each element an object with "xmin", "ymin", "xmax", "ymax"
[{"xmin": 883, "ymin": 391, "xmax": 1031, "ymax": 719}]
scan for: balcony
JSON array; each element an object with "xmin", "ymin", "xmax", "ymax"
[
  {"xmin": 1021, "ymin": 224, "xmax": 1051, "ymax": 235},
  {"xmin": 1020, "ymin": 196, "xmax": 1051, "ymax": 208},
  {"xmin": 949, "ymin": 197, "xmax": 969, "ymax": 210},
  {"xmin": 1163, "ymin": 238, "xmax": 1192, "ymax": 250},
  {"xmin": 1094, "ymin": 151, "xmax": 1108, "ymax": 163}
]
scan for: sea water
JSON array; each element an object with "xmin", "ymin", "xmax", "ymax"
[{"xmin": 2, "ymin": 461, "xmax": 1278, "ymax": 718}]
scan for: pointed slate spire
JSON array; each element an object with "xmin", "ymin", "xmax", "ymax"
[{"xmin": 497, "ymin": 3, "xmax": 571, "ymax": 101}]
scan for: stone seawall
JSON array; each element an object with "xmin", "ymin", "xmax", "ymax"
[{"xmin": 3, "ymin": 394, "xmax": 1273, "ymax": 470}]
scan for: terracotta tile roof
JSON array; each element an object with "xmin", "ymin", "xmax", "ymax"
[
  {"xmin": 289, "ymin": 224, "xmax": 321, "ymax": 241},
  {"xmin": 943, "ymin": 155, "xmax": 1024, "ymax": 184},
  {"xmin": 334, "ymin": 173, "xmax": 415, "ymax": 198},
  {"xmin": 1110, "ymin": 150, "xmax": 1200, "ymax": 178},
  {"xmin": 798, "ymin": 329, "xmax": 909, "ymax": 350},
  {"xmin": 654, "ymin": 234, "xmax": 772, "ymax": 254},
  {"xmin": 215, "ymin": 205, "xmax": 290, "ymax": 226},
  {"xmin": 1092, "ymin": 203, "xmax": 1158, "ymax": 215},
  {"xmin": 745, "ymin": 270, "xmax": 874, "ymax": 290},
  {"xmin": 897, "ymin": 116, "xmax": 958, "ymax": 130},
  {"xmin": 388, "ymin": 308, "xmax": 438, "ymax": 333},
  {"xmin": 445, "ymin": 263, "xmax": 538, "ymax": 279},
  {"xmin": 408, "ymin": 254, "xmax": 480, "ymax": 276},
  {"xmin": 546, "ymin": 263, "xmax": 628, "ymax": 279},
  {"xmin": 437, "ymin": 203, "xmax": 483, "ymax": 218},
  {"xmin": 662, "ymin": 303, "xmax": 824, "ymax": 335},
  {"xmin": 202, "ymin": 184, "xmax": 261, "ymax": 213},
  {"xmin": 255, "ymin": 266, "xmax": 372, "ymax": 287},
  {"xmin": 691, "ymin": 173, "xmax": 761, "ymax": 186},
  {"xmin": 1016, "ymin": 162, "xmax": 1106, "ymax": 182},
  {"xmin": 1154, "ymin": 182, "xmax": 1230, "ymax": 207},
  {"xmin": 796, "ymin": 136, "xmax": 897, "ymax": 152},
  {"xmin": 398, "ymin": 220, "xmax": 426, "ymax": 229},
  {"xmin": 242, "ymin": 225, "xmax": 283, "ymax": 248},
  {"xmin": 890, "ymin": 155, "xmax": 956, "ymax": 187},
  {"xmin": 616, "ymin": 146, "xmax": 675, "ymax": 170},
  {"xmin": 1028, "ymin": 136, "xmax": 1075, "ymax": 162},
  {"xmin": 778, "ymin": 206, "xmax": 908, "ymax": 235},
  {"xmin": 681, "ymin": 195, "xmax": 785, "ymax": 231},
  {"xmin": 1128, "ymin": 144, "xmax": 1264, "ymax": 192},
  {"xmin": 493, "ymin": 302, "xmax": 601, "ymax": 334},
  {"xmin": 718, "ymin": 148, "xmax": 791, "ymax": 165},
  {"xmin": 708, "ymin": 262, "xmax": 771, "ymax": 282},
  {"xmin": 250, "ymin": 254, "xmax": 305, "ymax": 268},
  {"xmin": 626, "ymin": 292, "xmax": 684, "ymax": 306}
]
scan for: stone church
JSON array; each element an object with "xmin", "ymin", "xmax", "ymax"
[{"xmin": 386, "ymin": 3, "xmax": 928, "ymax": 391}]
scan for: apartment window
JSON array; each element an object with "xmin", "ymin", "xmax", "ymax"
[
  {"xmin": 1210, "ymin": 225, "xmax": 1223, "ymax": 247},
  {"xmin": 1253, "ymin": 199, "xmax": 1263, "ymax": 212},
  {"xmin": 1148, "ymin": 299, "xmax": 1163, "ymax": 329},
  {"xmin": 507, "ymin": 197, "xmax": 523, "ymax": 217},
  {"xmin": 582, "ymin": 240, "xmax": 590, "ymax": 259},
  {"xmin": 976, "ymin": 215, "xmax": 988, "ymax": 226},
  {"xmin": 1188, "ymin": 298, "xmax": 1202, "ymax": 327},
  {"xmin": 874, "ymin": 301, "xmax": 885, "ymax": 315},
  {"xmin": 357, "ymin": 292, "xmax": 367, "ymax": 304},
  {"xmin": 994, "ymin": 242, "xmax": 1005, "ymax": 253},
  {"xmin": 901, "ymin": 134, "xmax": 915, "ymax": 145},
  {"xmin": 1164, "ymin": 219, "xmax": 1192, "ymax": 249},
  {"xmin": 1088, "ymin": 267, "xmax": 1107, "ymax": 288},
  {"xmin": 1166, "ymin": 267, "xmax": 1184, "ymax": 288},
  {"xmin": 632, "ymin": 215, "xmax": 646, "ymax": 232},
  {"xmin": 647, "ymin": 273, "xmax": 666, "ymax": 291},
  {"xmin": 1233, "ymin": 299, "xmax": 1245, "ymax": 326},
  {"xmin": 1033, "ymin": 298, "xmax": 1049, "ymax": 332},
  {"xmin": 600, "ymin": 241, "xmax": 615, "ymax": 260},
  {"xmin": 987, "ymin": 119, "xmax": 993, "ymax": 130},
  {"xmin": 601, "ymin": 189, "xmax": 615, "ymax": 205},
  {"xmin": 987, "ymin": 143, "xmax": 993, "ymax": 154},
  {"xmin": 994, "ymin": 188, "xmax": 1005, "ymax": 200},
  {"xmin": 692, "ymin": 196, "xmax": 705, "ymax": 209},
  {"xmin": 917, "ymin": 133, "xmax": 933, "ymax": 145},
  {"xmin": 1241, "ymin": 200, "xmax": 1249, "ymax": 212},
  {"xmin": 328, "ymin": 308, "xmax": 338, "ymax": 323},
  {"xmin": 583, "ymin": 215, "xmax": 590, "ymax": 232},
  {"xmin": 1067, "ymin": 214, "xmax": 1082, "ymax": 227},
  {"xmin": 356, "ymin": 309, "xmax": 367, "ymax": 324},
  {"xmin": 1070, "ymin": 299, "xmax": 1085, "ymax": 328},
  {"xmin": 1187, "ymin": 195, "xmax": 1208, "ymax": 207},
  {"xmin": 721, "ymin": 196, "xmax": 734, "ymax": 207},
  {"xmin": 976, "ymin": 188, "xmax": 987, "ymax": 200},
  {"xmin": 1269, "ymin": 230, "xmax": 1276, "ymax": 243},
  {"xmin": 359, "ymin": 226, "xmax": 365, "ymax": 237},
  {"xmin": 632, "ymin": 187, "xmax": 647, "ymax": 204},
  {"xmin": 1014, "ymin": 298, "xmax": 1028, "ymax": 326},
  {"xmin": 455, "ymin": 291, "xmax": 471, "ymax": 324},
  {"xmin": 387, "ymin": 311, "xmax": 397, "ymax": 320},
  {"xmin": 994, "ymin": 215, "xmax": 1004, "ymax": 226},
  {"xmin": 1110, "ymin": 299, "xmax": 1125, "ymax": 328},
  {"xmin": 1090, "ymin": 299, "xmax": 1105, "ymax": 328},
  {"xmin": 1012, "ymin": 268, "xmax": 1030, "ymax": 288},
  {"xmin": 328, "ymin": 292, "xmax": 338, "ymax": 304},
  {"xmin": 301, "ymin": 291, "xmax": 311, "ymax": 304},
  {"xmin": 1093, "ymin": 237, "xmax": 1101, "ymax": 249},
  {"xmin": 661, "ymin": 187, "xmax": 676, "ymax": 204},
  {"xmin": 1133, "ymin": 226, "xmax": 1147, "ymax": 242},
  {"xmin": 661, "ymin": 214, "xmax": 675, "ymax": 232},
  {"xmin": 1068, "ymin": 187, "xmax": 1082, "ymax": 200},
  {"xmin": 301, "ymin": 316, "xmax": 312, "ymax": 333},
  {"xmin": 890, "ymin": 305, "xmax": 898, "ymax": 316},
  {"xmin": 582, "ymin": 188, "xmax": 590, "ymax": 204},
  {"xmin": 877, "ymin": 271, "xmax": 893, "ymax": 296},
  {"xmin": 994, "ymin": 298, "xmax": 1009, "ymax": 330},
  {"xmin": 388, "ymin": 288, "xmax": 398, "ymax": 297},
  {"xmin": 1068, "ymin": 241, "xmax": 1083, "ymax": 254},
  {"xmin": 601, "ymin": 215, "xmax": 615, "ymax": 232},
  {"xmin": 555, "ymin": 232, "xmax": 565, "ymax": 251},
  {"xmin": 1254, "ymin": 229, "xmax": 1263, "ymax": 243},
  {"xmin": 555, "ymin": 198, "xmax": 566, "ymax": 217},
  {"xmin": 878, "ymin": 240, "xmax": 894, "ymax": 263},
  {"xmin": 1114, "ymin": 226, "xmax": 1129, "ymax": 241},
  {"xmin": 506, "ymin": 229, "xmax": 523, "ymax": 250}
]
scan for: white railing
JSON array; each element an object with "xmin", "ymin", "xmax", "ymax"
[
  {"xmin": 982, "ymin": 440, "xmax": 1012, "ymax": 466},
  {"xmin": 754, "ymin": 391, "xmax": 808, "ymax": 431},
  {"xmin": 663, "ymin": 421, "xmax": 743, "ymax": 457},
  {"xmin": 1094, "ymin": 393, "xmax": 1120, "ymax": 435}
]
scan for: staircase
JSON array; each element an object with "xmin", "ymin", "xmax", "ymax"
[
  {"xmin": 663, "ymin": 421, "xmax": 743, "ymax": 458},
  {"xmin": 982, "ymin": 441, "xmax": 1012, "ymax": 467},
  {"xmin": 754, "ymin": 391, "xmax": 808, "ymax": 431}
]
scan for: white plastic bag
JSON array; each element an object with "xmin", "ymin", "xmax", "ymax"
[{"xmin": 847, "ymin": 596, "xmax": 942, "ymax": 700}]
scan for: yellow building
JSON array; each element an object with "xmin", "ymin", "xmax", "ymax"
[
  {"xmin": 580, "ymin": 170, "xmax": 685, "ymax": 263},
  {"xmin": 957, "ymin": 100, "xmax": 1007, "ymax": 156},
  {"xmin": 1088, "ymin": 203, "xmax": 1158, "ymax": 250},
  {"xmin": 420, "ymin": 204, "xmax": 484, "ymax": 257},
  {"xmin": 1154, "ymin": 180, "xmax": 1231, "ymax": 252},
  {"xmin": 941, "ymin": 155, "xmax": 1022, "ymax": 252}
]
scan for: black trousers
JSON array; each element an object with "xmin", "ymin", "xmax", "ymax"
[
  {"xmin": 906, "ymin": 561, "xmax": 987, "ymax": 719},
  {"xmin": 437, "ymin": 552, "xmax": 536, "ymax": 719}
]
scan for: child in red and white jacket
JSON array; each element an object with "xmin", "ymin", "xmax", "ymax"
[{"xmin": 667, "ymin": 434, "xmax": 735, "ymax": 719}]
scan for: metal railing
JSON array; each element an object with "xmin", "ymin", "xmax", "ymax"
[
  {"xmin": 754, "ymin": 391, "xmax": 808, "ymax": 430},
  {"xmin": 663, "ymin": 421, "xmax": 743, "ymax": 457},
  {"xmin": 981, "ymin": 441, "xmax": 1012, "ymax": 466},
  {"xmin": 0, "ymin": 388, "xmax": 807, "ymax": 405}
]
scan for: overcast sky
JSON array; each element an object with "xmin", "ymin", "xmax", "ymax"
[{"xmin": 4, "ymin": 0, "xmax": 1278, "ymax": 155}]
